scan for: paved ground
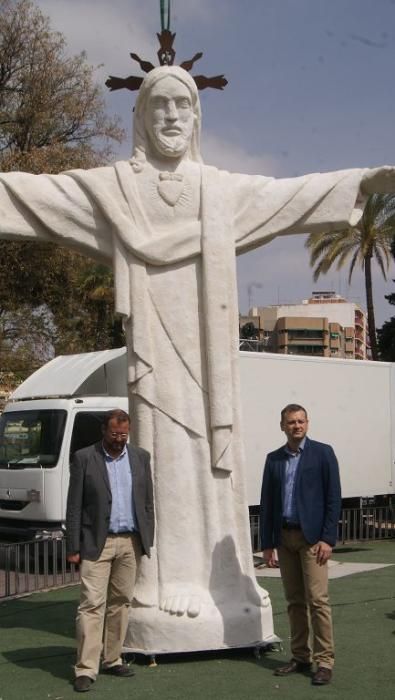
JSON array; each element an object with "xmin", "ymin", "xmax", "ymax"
[{"xmin": 255, "ymin": 557, "xmax": 394, "ymax": 578}]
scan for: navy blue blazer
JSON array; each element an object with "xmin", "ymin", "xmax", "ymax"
[{"xmin": 260, "ymin": 436, "xmax": 341, "ymax": 549}]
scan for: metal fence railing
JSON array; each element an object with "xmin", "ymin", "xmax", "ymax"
[
  {"xmin": 1, "ymin": 507, "xmax": 393, "ymax": 600},
  {"xmin": 249, "ymin": 506, "xmax": 394, "ymax": 552},
  {"xmin": 0, "ymin": 537, "xmax": 79, "ymax": 599},
  {"xmin": 337, "ymin": 507, "xmax": 394, "ymax": 543}
]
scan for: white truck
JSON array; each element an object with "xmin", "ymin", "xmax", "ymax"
[
  {"xmin": 0, "ymin": 348, "xmax": 128, "ymax": 539},
  {"xmin": 0, "ymin": 349, "xmax": 394, "ymax": 539}
]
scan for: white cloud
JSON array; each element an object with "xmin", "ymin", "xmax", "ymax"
[
  {"xmin": 201, "ymin": 131, "xmax": 282, "ymax": 176},
  {"xmin": 36, "ymin": 0, "xmax": 155, "ymax": 76}
]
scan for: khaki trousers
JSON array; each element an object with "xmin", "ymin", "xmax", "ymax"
[
  {"xmin": 278, "ymin": 528, "xmax": 334, "ymax": 669},
  {"xmin": 75, "ymin": 533, "xmax": 142, "ymax": 680}
]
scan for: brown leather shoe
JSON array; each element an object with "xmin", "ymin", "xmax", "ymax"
[
  {"xmin": 312, "ymin": 667, "xmax": 332, "ymax": 685},
  {"xmin": 102, "ymin": 663, "xmax": 135, "ymax": 677},
  {"xmin": 274, "ymin": 659, "xmax": 312, "ymax": 676},
  {"xmin": 74, "ymin": 676, "xmax": 93, "ymax": 692}
]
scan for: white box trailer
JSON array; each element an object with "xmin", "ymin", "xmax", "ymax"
[
  {"xmin": 239, "ymin": 351, "xmax": 395, "ymax": 507},
  {"xmin": 0, "ymin": 348, "xmax": 393, "ymax": 539}
]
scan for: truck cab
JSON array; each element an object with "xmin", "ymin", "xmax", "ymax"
[{"xmin": 0, "ymin": 348, "xmax": 127, "ymax": 540}]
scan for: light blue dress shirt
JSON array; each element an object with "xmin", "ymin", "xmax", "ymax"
[
  {"xmin": 282, "ymin": 437, "xmax": 306, "ymax": 523},
  {"xmin": 103, "ymin": 445, "xmax": 138, "ymax": 533}
]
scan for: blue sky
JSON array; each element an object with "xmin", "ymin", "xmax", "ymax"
[{"xmin": 37, "ymin": 0, "xmax": 395, "ymax": 324}]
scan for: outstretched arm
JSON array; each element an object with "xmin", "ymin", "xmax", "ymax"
[
  {"xmin": 232, "ymin": 166, "xmax": 392, "ymax": 254},
  {"xmin": 0, "ymin": 168, "xmax": 113, "ymax": 263}
]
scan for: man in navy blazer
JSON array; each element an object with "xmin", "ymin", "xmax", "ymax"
[
  {"xmin": 66, "ymin": 409, "xmax": 154, "ymax": 693},
  {"xmin": 260, "ymin": 404, "xmax": 341, "ymax": 686}
]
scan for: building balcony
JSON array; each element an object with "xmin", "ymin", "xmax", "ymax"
[
  {"xmin": 286, "ymin": 339, "xmax": 327, "ymax": 348},
  {"xmin": 354, "ymin": 314, "xmax": 364, "ymax": 329}
]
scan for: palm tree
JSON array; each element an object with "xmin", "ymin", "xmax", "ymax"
[
  {"xmin": 305, "ymin": 194, "xmax": 395, "ymax": 360},
  {"xmin": 77, "ymin": 263, "xmax": 119, "ymax": 350}
]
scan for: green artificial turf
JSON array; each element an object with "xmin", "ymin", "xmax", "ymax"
[
  {"xmin": 333, "ymin": 539, "xmax": 395, "ymax": 564},
  {"xmin": 0, "ymin": 542, "xmax": 393, "ymax": 700}
]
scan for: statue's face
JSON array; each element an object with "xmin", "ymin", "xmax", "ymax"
[{"xmin": 144, "ymin": 76, "xmax": 196, "ymax": 159}]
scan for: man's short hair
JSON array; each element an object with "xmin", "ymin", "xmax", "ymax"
[
  {"xmin": 102, "ymin": 409, "xmax": 130, "ymax": 428},
  {"xmin": 281, "ymin": 404, "xmax": 308, "ymax": 422}
]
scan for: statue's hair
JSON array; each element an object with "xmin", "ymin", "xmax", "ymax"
[{"xmin": 131, "ymin": 66, "xmax": 202, "ymax": 171}]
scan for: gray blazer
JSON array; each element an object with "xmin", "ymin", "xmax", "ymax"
[{"xmin": 66, "ymin": 441, "xmax": 154, "ymax": 560}]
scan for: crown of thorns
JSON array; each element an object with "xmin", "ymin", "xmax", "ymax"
[{"xmin": 105, "ymin": 29, "xmax": 228, "ymax": 94}]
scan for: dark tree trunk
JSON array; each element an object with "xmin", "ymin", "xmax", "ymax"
[{"xmin": 364, "ymin": 253, "xmax": 378, "ymax": 360}]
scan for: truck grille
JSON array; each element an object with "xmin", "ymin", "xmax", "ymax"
[{"xmin": 0, "ymin": 500, "xmax": 27, "ymax": 511}]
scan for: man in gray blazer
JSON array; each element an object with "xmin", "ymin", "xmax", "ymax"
[{"xmin": 66, "ymin": 409, "xmax": 154, "ymax": 693}]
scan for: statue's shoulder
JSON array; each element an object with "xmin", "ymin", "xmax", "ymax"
[
  {"xmin": 202, "ymin": 163, "xmax": 230, "ymax": 176},
  {"xmin": 201, "ymin": 163, "xmax": 266, "ymax": 195},
  {"xmin": 202, "ymin": 162, "xmax": 265, "ymax": 184},
  {"xmin": 63, "ymin": 160, "xmax": 128, "ymax": 187},
  {"xmin": 201, "ymin": 163, "xmax": 238, "ymax": 185}
]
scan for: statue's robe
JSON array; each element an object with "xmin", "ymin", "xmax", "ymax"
[{"xmin": 0, "ymin": 161, "xmax": 365, "ymax": 651}]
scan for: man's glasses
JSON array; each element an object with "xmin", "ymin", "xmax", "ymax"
[{"xmin": 110, "ymin": 432, "xmax": 128, "ymax": 439}]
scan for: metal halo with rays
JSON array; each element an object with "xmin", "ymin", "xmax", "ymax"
[{"xmin": 105, "ymin": 0, "xmax": 228, "ymax": 94}]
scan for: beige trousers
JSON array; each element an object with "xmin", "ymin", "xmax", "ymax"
[
  {"xmin": 75, "ymin": 533, "xmax": 142, "ymax": 680},
  {"xmin": 278, "ymin": 529, "xmax": 335, "ymax": 669}
]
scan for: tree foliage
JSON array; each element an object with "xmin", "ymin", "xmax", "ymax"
[
  {"xmin": 305, "ymin": 194, "xmax": 395, "ymax": 360},
  {"xmin": 377, "ymin": 316, "xmax": 395, "ymax": 361},
  {"xmin": 0, "ymin": 0, "xmax": 126, "ymax": 380},
  {"xmin": 0, "ymin": 0, "xmax": 124, "ymax": 165},
  {"xmin": 239, "ymin": 322, "xmax": 259, "ymax": 340},
  {"xmin": 377, "ymin": 236, "xmax": 395, "ymax": 361}
]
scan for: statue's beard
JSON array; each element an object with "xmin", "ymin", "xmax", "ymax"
[{"xmin": 149, "ymin": 128, "xmax": 191, "ymax": 159}]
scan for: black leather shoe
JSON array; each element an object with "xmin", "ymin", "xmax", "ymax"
[
  {"xmin": 274, "ymin": 659, "xmax": 312, "ymax": 676},
  {"xmin": 74, "ymin": 676, "xmax": 93, "ymax": 692},
  {"xmin": 312, "ymin": 667, "xmax": 332, "ymax": 685},
  {"xmin": 102, "ymin": 663, "xmax": 135, "ymax": 677}
]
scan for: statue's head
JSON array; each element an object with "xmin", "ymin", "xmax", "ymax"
[{"xmin": 132, "ymin": 66, "xmax": 202, "ymax": 166}]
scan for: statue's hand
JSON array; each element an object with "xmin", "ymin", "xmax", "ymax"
[{"xmin": 361, "ymin": 166, "xmax": 395, "ymax": 195}]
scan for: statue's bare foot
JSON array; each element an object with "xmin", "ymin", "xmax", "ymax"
[
  {"xmin": 159, "ymin": 586, "xmax": 211, "ymax": 617},
  {"xmin": 160, "ymin": 594, "xmax": 201, "ymax": 617}
]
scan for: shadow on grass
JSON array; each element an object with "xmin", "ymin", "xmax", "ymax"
[
  {"xmin": 3, "ymin": 645, "xmax": 75, "ymax": 682},
  {"xmin": 0, "ymin": 596, "xmax": 76, "ymax": 639}
]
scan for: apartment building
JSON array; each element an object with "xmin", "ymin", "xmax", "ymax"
[{"xmin": 249, "ymin": 291, "xmax": 368, "ymax": 359}]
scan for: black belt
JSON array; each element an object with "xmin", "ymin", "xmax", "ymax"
[{"xmin": 281, "ymin": 519, "xmax": 301, "ymax": 530}]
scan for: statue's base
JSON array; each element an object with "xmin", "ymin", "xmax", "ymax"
[{"xmin": 123, "ymin": 599, "xmax": 278, "ymax": 655}]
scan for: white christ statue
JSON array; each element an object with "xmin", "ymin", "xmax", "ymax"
[{"xmin": 0, "ymin": 65, "xmax": 394, "ymax": 653}]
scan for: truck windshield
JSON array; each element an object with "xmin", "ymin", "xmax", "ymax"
[{"xmin": 0, "ymin": 410, "xmax": 67, "ymax": 468}]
